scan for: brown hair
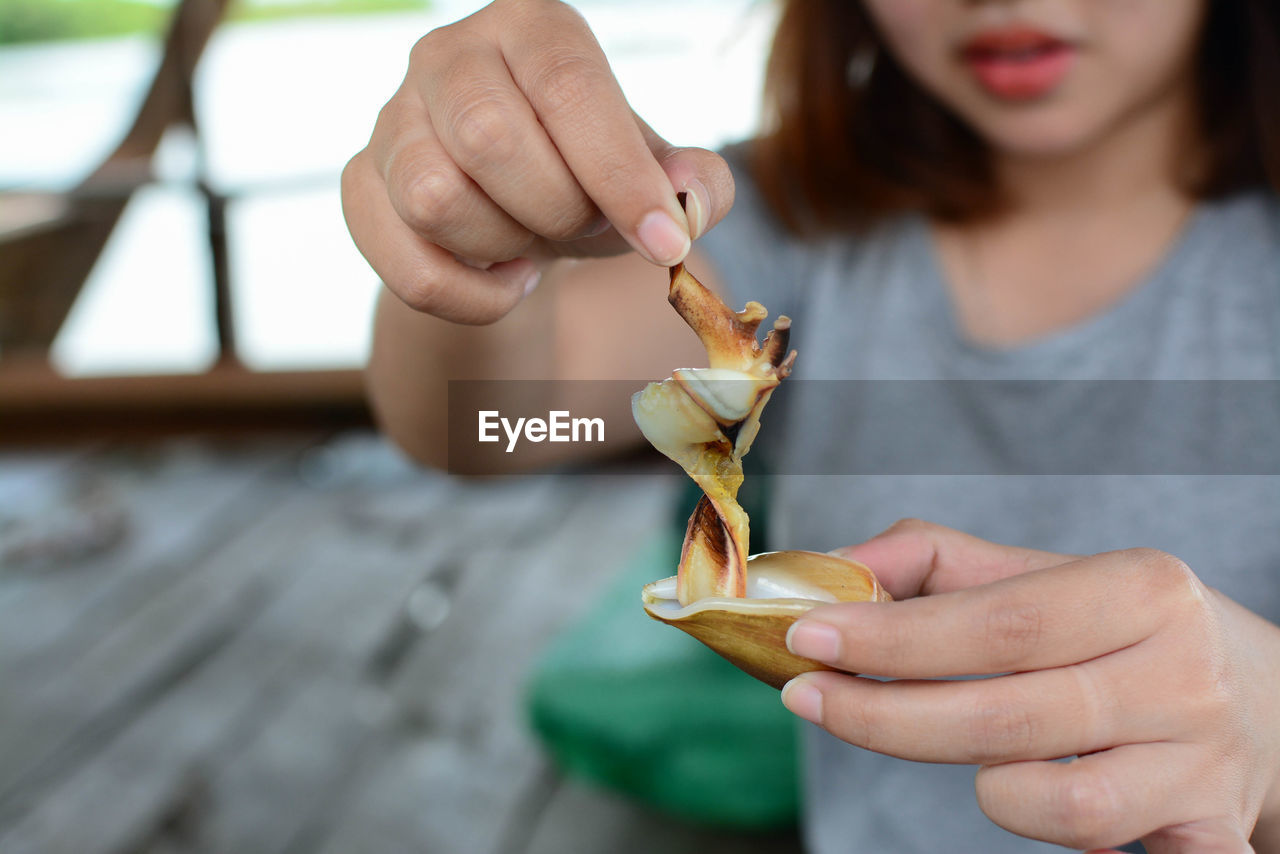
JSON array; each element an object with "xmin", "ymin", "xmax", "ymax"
[{"xmin": 751, "ymin": 0, "xmax": 1280, "ymax": 234}]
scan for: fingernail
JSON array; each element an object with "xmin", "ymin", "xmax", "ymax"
[
  {"xmin": 787, "ymin": 620, "xmax": 841, "ymax": 663},
  {"xmin": 781, "ymin": 677, "xmax": 823, "ymax": 724},
  {"xmin": 522, "ymin": 268, "xmax": 542, "ymax": 297},
  {"xmin": 682, "ymin": 178, "xmax": 709, "ymax": 240},
  {"xmin": 636, "ymin": 209, "xmax": 690, "ymax": 266}
]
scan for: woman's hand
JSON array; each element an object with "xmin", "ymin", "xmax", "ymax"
[
  {"xmin": 341, "ymin": 0, "xmax": 733, "ymax": 325},
  {"xmin": 781, "ymin": 519, "xmax": 1280, "ymax": 853}
]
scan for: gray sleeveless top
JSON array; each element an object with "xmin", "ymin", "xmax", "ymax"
[{"xmin": 697, "ymin": 151, "xmax": 1280, "ymax": 853}]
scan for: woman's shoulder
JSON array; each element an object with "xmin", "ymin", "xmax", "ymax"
[
  {"xmin": 1208, "ymin": 186, "xmax": 1280, "ymax": 228},
  {"xmin": 713, "ymin": 140, "xmax": 912, "ymax": 246},
  {"xmin": 1189, "ymin": 187, "xmax": 1280, "ymax": 263},
  {"xmin": 1187, "ymin": 187, "xmax": 1280, "ymax": 285},
  {"xmin": 1252, "ymin": 188, "xmax": 1280, "ymax": 238},
  {"xmin": 699, "ymin": 140, "xmax": 917, "ymax": 315}
]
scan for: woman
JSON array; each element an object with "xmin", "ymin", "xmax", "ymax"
[{"xmin": 342, "ymin": 1, "xmax": 1280, "ymax": 850}]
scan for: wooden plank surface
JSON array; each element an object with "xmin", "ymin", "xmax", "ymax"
[
  {"xmin": 0, "ymin": 435, "xmax": 801, "ymax": 854},
  {"xmin": 0, "ymin": 493, "xmax": 319, "ymax": 846},
  {"xmin": 0, "ymin": 443, "xmax": 313, "ymax": 811},
  {"xmin": 0, "ymin": 440, "xmax": 304, "ymax": 666},
  {"xmin": 312, "ymin": 474, "xmax": 673, "ymax": 854},
  {"xmin": 0, "ymin": 441, "xmax": 460, "ymax": 852}
]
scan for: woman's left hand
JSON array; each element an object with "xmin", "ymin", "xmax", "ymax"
[{"xmin": 781, "ymin": 519, "xmax": 1280, "ymax": 853}]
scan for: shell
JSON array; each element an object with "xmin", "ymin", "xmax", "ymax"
[
  {"xmin": 630, "ymin": 262, "xmax": 797, "ymax": 604},
  {"xmin": 641, "ymin": 550, "xmax": 890, "ymax": 689}
]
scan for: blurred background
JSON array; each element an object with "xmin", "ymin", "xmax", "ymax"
[
  {"xmin": 0, "ymin": 0, "xmax": 768, "ymax": 377},
  {"xmin": 0, "ymin": 1, "xmax": 804, "ymax": 852}
]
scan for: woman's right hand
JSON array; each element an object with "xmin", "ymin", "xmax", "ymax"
[{"xmin": 341, "ymin": 0, "xmax": 735, "ymax": 325}]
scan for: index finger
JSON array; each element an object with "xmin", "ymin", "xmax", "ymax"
[
  {"xmin": 831, "ymin": 518, "xmax": 1076, "ymax": 599},
  {"xmin": 790, "ymin": 548, "xmax": 1192, "ymax": 678},
  {"xmin": 499, "ymin": 3, "xmax": 692, "ymax": 265}
]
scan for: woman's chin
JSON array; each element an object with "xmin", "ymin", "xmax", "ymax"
[{"xmin": 973, "ymin": 112, "xmax": 1115, "ymax": 163}]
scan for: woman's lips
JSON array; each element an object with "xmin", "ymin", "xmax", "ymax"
[{"xmin": 961, "ymin": 27, "xmax": 1076, "ymax": 101}]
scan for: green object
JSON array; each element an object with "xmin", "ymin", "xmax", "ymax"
[{"xmin": 526, "ymin": 526, "xmax": 800, "ymax": 829}]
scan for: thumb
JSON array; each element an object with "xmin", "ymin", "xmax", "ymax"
[
  {"xmin": 556, "ymin": 114, "xmax": 734, "ymax": 261},
  {"xmin": 828, "ymin": 518, "xmax": 1074, "ymax": 599},
  {"xmin": 652, "ymin": 144, "xmax": 735, "ymax": 242},
  {"xmin": 549, "ymin": 133, "xmax": 734, "ymax": 261},
  {"xmin": 637, "ymin": 115, "xmax": 734, "ymax": 241}
]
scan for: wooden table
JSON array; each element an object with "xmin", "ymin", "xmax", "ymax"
[{"xmin": 0, "ymin": 433, "xmax": 803, "ymax": 854}]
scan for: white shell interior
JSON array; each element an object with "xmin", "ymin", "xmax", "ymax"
[
  {"xmin": 630, "ymin": 380, "xmax": 721, "ymax": 457},
  {"xmin": 645, "ymin": 573, "xmax": 836, "ymax": 603},
  {"xmin": 672, "ymin": 368, "xmax": 762, "ymax": 422},
  {"xmin": 642, "ymin": 553, "xmax": 839, "ymax": 618}
]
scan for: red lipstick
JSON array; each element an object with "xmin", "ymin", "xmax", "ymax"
[{"xmin": 961, "ymin": 27, "xmax": 1075, "ymax": 101}]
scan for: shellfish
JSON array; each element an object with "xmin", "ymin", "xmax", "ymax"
[{"xmin": 633, "ymin": 258, "xmax": 889, "ymax": 689}]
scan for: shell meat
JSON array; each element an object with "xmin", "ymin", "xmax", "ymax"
[{"xmin": 633, "ymin": 259, "xmax": 889, "ymax": 689}]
